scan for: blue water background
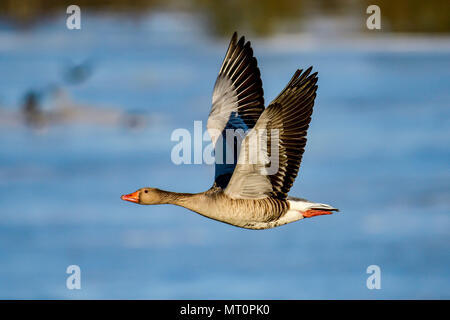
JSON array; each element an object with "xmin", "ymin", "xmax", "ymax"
[{"xmin": 0, "ymin": 13, "xmax": 449, "ymax": 299}]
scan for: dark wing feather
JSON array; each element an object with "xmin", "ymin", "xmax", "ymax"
[
  {"xmin": 208, "ymin": 32, "xmax": 265, "ymax": 188},
  {"xmin": 224, "ymin": 68, "xmax": 318, "ymax": 199},
  {"xmin": 267, "ymin": 67, "xmax": 318, "ymax": 198}
]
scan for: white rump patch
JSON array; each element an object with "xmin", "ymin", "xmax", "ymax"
[{"xmin": 288, "ymin": 200, "xmax": 337, "ymax": 212}]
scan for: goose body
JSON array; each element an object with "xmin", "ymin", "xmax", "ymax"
[{"xmin": 121, "ymin": 33, "xmax": 338, "ymax": 230}]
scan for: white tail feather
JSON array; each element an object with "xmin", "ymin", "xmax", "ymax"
[{"xmin": 288, "ymin": 199, "xmax": 338, "ymax": 212}]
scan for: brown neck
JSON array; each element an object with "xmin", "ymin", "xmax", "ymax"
[
  {"xmin": 155, "ymin": 189, "xmax": 198, "ymax": 206},
  {"xmin": 152, "ymin": 189, "xmax": 216, "ymax": 221}
]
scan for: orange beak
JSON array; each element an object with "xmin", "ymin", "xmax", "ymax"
[{"xmin": 121, "ymin": 191, "xmax": 140, "ymax": 203}]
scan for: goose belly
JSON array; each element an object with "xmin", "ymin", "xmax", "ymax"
[{"xmin": 197, "ymin": 197, "xmax": 291, "ymax": 230}]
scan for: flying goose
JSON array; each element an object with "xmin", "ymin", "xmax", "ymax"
[{"xmin": 121, "ymin": 32, "xmax": 338, "ymax": 229}]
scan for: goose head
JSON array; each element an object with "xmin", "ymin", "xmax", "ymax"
[{"xmin": 121, "ymin": 188, "xmax": 164, "ymax": 205}]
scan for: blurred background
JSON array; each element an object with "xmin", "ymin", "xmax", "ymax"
[{"xmin": 0, "ymin": 0, "xmax": 449, "ymax": 299}]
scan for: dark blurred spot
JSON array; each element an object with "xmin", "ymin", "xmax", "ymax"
[
  {"xmin": 22, "ymin": 90, "xmax": 44, "ymax": 128},
  {"xmin": 63, "ymin": 61, "xmax": 93, "ymax": 85}
]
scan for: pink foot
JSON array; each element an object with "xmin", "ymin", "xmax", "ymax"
[{"xmin": 303, "ymin": 209, "xmax": 334, "ymax": 218}]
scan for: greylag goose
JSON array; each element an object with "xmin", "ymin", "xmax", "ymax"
[{"xmin": 121, "ymin": 32, "xmax": 338, "ymax": 229}]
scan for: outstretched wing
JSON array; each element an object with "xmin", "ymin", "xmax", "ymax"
[
  {"xmin": 207, "ymin": 32, "xmax": 265, "ymax": 189},
  {"xmin": 224, "ymin": 68, "xmax": 318, "ymax": 199}
]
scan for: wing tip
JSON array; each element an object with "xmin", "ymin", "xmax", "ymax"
[{"xmin": 231, "ymin": 31, "xmax": 253, "ymax": 51}]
